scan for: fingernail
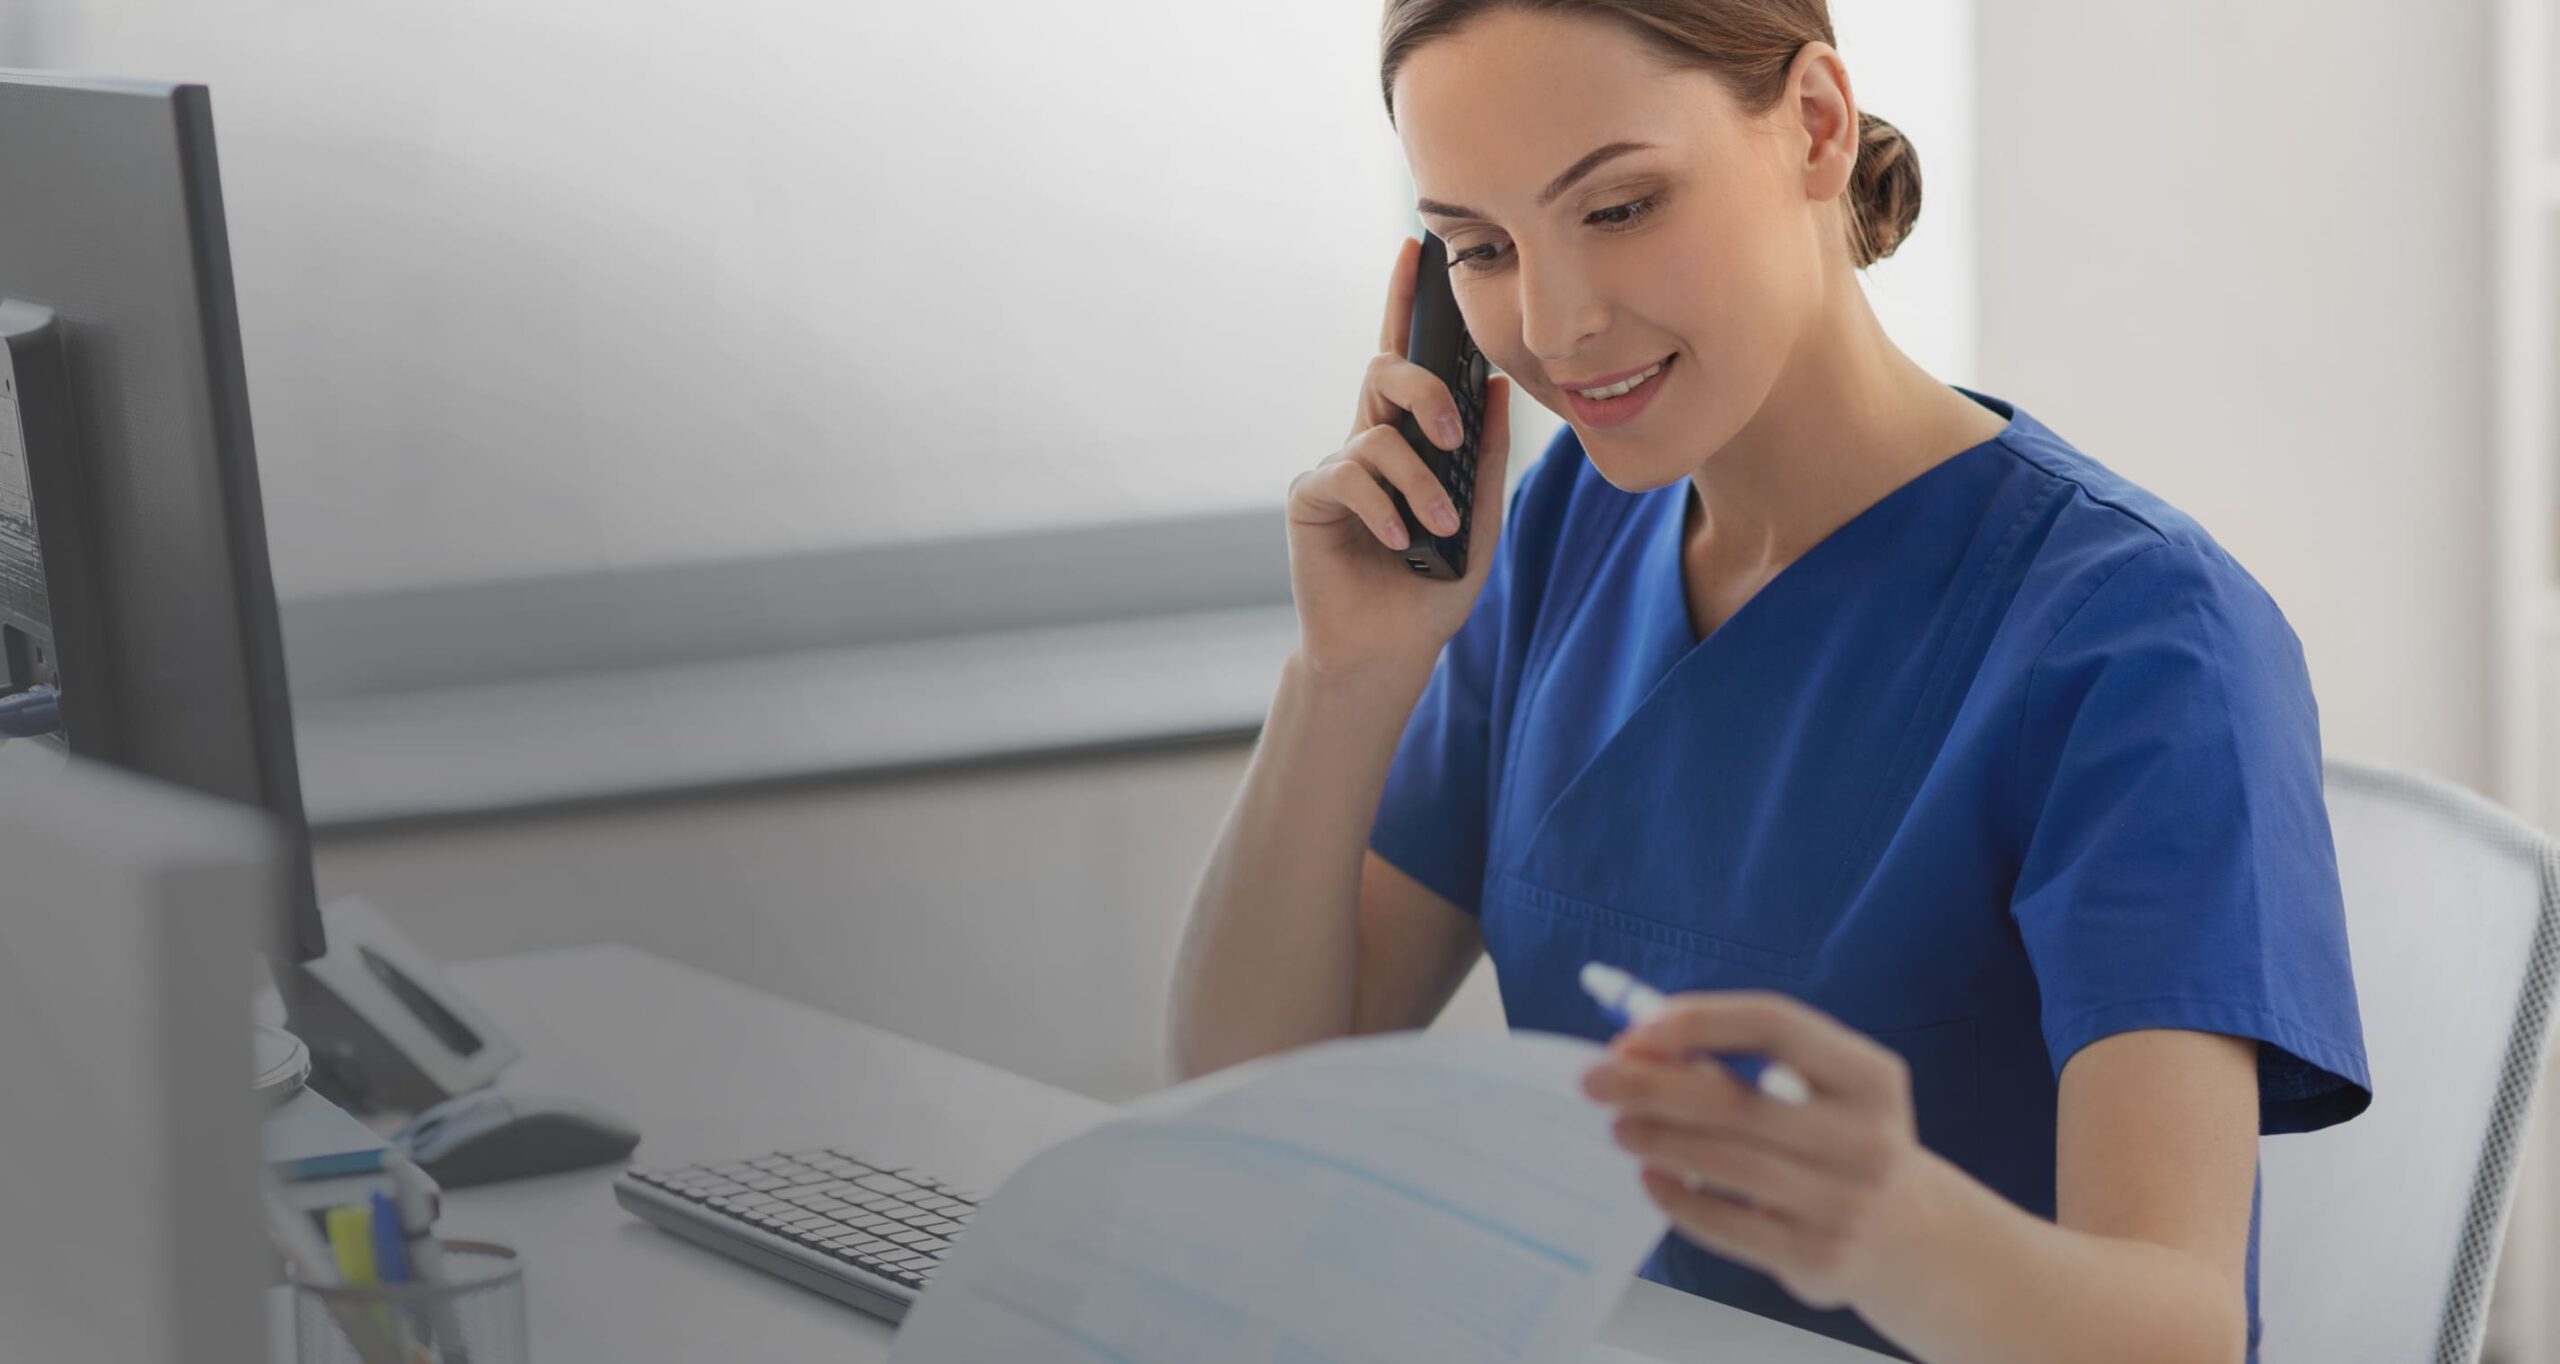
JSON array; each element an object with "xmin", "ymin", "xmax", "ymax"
[
  {"xmin": 1439, "ymin": 415, "xmax": 1464, "ymax": 449},
  {"xmin": 1385, "ymin": 520, "xmax": 1409, "ymax": 550},
  {"xmin": 1432, "ymin": 502, "xmax": 1460, "ymax": 535}
]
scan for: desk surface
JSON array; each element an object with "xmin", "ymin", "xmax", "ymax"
[{"xmin": 334, "ymin": 944, "xmax": 1894, "ymax": 1362}]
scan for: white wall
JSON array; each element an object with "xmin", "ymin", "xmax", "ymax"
[
  {"xmin": 20, "ymin": 1, "xmax": 1974, "ymax": 603},
  {"xmin": 1973, "ymin": 3, "xmax": 2520, "ymax": 1346},
  {"xmin": 21, "ymin": 0, "xmax": 1413, "ymax": 597},
  {"xmin": 1830, "ymin": 0, "xmax": 1978, "ymax": 384},
  {"xmin": 1974, "ymin": 0, "xmax": 2492, "ymax": 789}
]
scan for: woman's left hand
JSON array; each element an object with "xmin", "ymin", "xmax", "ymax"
[{"xmin": 1580, "ymin": 990, "xmax": 1943, "ymax": 1312}]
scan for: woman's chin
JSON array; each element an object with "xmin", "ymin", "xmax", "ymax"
[{"xmin": 1576, "ymin": 450, "xmax": 1694, "ymax": 496}]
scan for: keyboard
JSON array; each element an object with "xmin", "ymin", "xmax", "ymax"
[{"xmin": 612, "ymin": 1147, "xmax": 980, "ymax": 1322}]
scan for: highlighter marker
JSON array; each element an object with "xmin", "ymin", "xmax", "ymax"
[
  {"xmin": 1579, "ymin": 961, "xmax": 1812, "ymax": 1105},
  {"xmin": 325, "ymin": 1204, "xmax": 381, "ymax": 1287}
]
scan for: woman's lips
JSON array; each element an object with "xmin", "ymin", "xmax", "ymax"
[{"xmin": 1564, "ymin": 352, "xmax": 1676, "ymax": 430}]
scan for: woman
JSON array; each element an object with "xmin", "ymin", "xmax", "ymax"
[{"xmin": 1168, "ymin": 3, "xmax": 2370, "ymax": 1360}]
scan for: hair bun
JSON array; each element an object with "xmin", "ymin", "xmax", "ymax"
[{"xmin": 1847, "ymin": 112, "xmax": 1922, "ymax": 267}]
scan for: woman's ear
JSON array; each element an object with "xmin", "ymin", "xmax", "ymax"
[{"xmin": 1788, "ymin": 41, "xmax": 1859, "ymax": 206}]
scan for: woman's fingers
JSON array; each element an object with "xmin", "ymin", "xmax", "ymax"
[
  {"xmin": 1638, "ymin": 1167, "xmax": 1819, "ymax": 1277},
  {"xmin": 1613, "ymin": 1116, "xmax": 1852, "ymax": 1230},
  {"xmin": 1289, "ymin": 456, "xmax": 1414, "ymax": 551},
  {"xmin": 1616, "ymin": 992, "xmax": 1910, "ymax": 1116},
  {"xmin": 1351, "ymin": 351, "xmax": 1472, "ymax": 452},
  {"xmin": 1586, "ymin": 1051, "xmax": 1886, "ymax": 1178},
  {"xmin": 1345, "ymin": 423, "xmax": 1461, "ymax": 537}
]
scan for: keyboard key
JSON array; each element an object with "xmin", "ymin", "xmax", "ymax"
[{"xmin": 854, "ymin": 1174, "xmax": 921, "ymax": 1196}]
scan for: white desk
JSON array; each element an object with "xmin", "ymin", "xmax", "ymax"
[{"xmin": 293, "ymin": 944, "xmax": 1895, "ymax": 1362}]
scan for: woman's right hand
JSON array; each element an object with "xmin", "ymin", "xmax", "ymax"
[{"xmin": 1287, "ymin": 235, "xmax": 1515, "ymax": 679}]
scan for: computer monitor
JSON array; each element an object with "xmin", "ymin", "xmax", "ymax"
[
  {"xmin": 0, "ymin": 751, "xmax": 279, "ymax": 1364},
  {"xmin": 0, "ymin": 69, "xmax": 324, "ymax": 963}
]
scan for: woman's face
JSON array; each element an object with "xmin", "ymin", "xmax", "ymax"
[{"xmin": 1392, "ymin": 9, "xmax": 1842, "ymax": 492}]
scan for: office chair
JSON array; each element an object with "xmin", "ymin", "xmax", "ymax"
[{"xmin": 2255, "ymin": 758, "xmax": 2560, "ymax": 1363}]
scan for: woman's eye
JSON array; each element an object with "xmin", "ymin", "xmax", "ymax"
[
  {"xmin": 1589, "ymin": 195, "xmax": 1661, "ymax": 230},
  {"xmin": 1446, "ymin": 197, "xmax": 1661, "ymax": 275}
]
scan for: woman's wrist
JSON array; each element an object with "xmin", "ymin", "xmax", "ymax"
[
  {"xmin": 1843, "ymin": 1142, "xmax": 1975, "ymax": 1325},
  {"xmin": 1282, "ymin": 644, "xmax": 1439, "ymax": 703},
  {"xmin": 1841, "ymin": 1144, "xmax": 2248, "ymax": 1364}
]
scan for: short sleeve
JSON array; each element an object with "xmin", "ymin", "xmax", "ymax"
[
  {"xmin": 2011, "ymin": 541, "xmax": 2372, "ymax": 1134},
  {"xmin": 1366, "ymin": 472, "xmax": 1535, "ymax": 916}
]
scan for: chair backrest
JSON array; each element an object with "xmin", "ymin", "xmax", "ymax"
[{"xmin": 2257, "ymin": 758, "xmax": 2560, "ymax": 1364}]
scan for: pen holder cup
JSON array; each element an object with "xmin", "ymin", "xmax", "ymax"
[{"xmin": 291, "ymin": 1239, "xmax": 527, "ymax": 1364}]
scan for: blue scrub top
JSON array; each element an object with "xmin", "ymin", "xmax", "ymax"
[{"xmin": 1370, "ymin": 388, "xmax": 2371, "ymax": 1361}]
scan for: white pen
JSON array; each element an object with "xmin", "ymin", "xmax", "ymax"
[
  {"xmin": 387, "ymin": 1153, "xmax": 470, "ymax": 1364},
  {"xmin": 1579, "ymin": 961, "xmax": 1813, "ymax": 1105}
]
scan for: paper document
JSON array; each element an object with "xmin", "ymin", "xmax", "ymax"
[{"xmin": 890, "ymin": 1031, "xmax": 1668, "ymax": 1363}]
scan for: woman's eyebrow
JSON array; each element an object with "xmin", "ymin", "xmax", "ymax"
[{"xmin": 1415, "ymin": 140, "xmax": 1659, "ymax": 224}]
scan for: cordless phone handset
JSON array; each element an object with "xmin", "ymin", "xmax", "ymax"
[{"xmin": 1388, "ymin": 231, "xmax": 1490, "ymax": 580}]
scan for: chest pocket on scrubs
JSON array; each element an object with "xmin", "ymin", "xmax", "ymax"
[{"xmin": 1871, "ymin": 1015, "xmax": 1984, "ymax": 1172}]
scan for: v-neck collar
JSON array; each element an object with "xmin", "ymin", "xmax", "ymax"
[{"xmin": 1650, "ymin": 388, "xmax": 2023, "ymax": 654}]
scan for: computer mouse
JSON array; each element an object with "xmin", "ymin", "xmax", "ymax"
[{"xmin": 395, "ymin": 1086, "xmax": 640, "ymax": 1188}]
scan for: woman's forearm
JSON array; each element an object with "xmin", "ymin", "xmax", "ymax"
[
  {"xmin": 1858, "ymin": 1149, "xmax": 2247, "ymax": 1364},
  {"xmin": 1165, "ymin": 651, "xmax": 1434, "ymax": 1081}
]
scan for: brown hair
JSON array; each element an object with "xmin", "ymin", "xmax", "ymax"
[{"xmin": 1379, "ymin": 0, "xmax": 1922, "ymax": 268}]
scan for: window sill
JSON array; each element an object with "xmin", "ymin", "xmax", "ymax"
[{"xmin": 293, "ymin": 603, "xmax": 1294, "ymax": 831}]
